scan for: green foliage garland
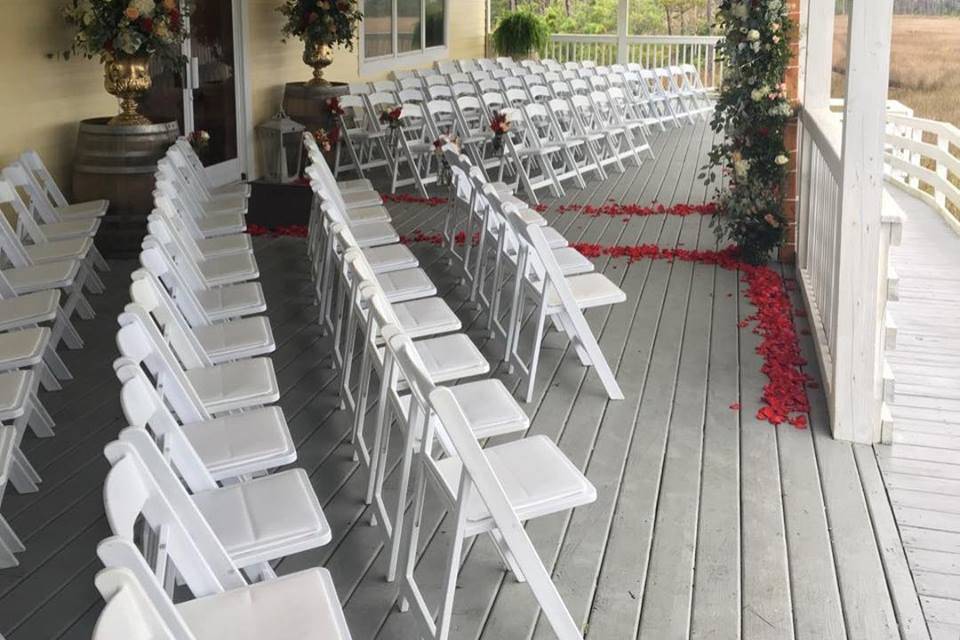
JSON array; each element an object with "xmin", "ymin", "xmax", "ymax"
[
  {"xmin": 491, "ymin": 10, "xmax": 550, "ymax": 59},
  {"xmin": 703, "ymin": 0, "xmax": 795, "ymax": 265}
]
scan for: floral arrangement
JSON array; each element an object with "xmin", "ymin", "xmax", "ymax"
[
  {"xmin": 702, "ymin": 0, "xmax": 795, "ymax": 265},
  {"xmin": 61, "ymin": 0, "xmax": 187, "ymax": 68},
  {"xmin": 187, "ymin": 129, "xmax": 210, "ymax": 151},
  {"xmin": 312, "ymin": 126, "xmax": 340, "ymax": 152},
  {"xmin": 490, "ymin": 111, "xmax": 511, "ymax": 153},
  {"xmin": 379, "ymin": 106, "xmax": 403, "ymax": 129},
  {"xmin": 277, "ymin": 0, "xmax": 363, "ymax": 48},
  {"xmin": 325, "ymin": 96, "xmax": 345, "ymax": 117}
]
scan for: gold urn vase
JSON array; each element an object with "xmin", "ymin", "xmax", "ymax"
[
  {"xmin": 104, "ymin": 55, "xmax": 152, "ymax": 126},
  {"xmin": 303, "ymin": 40, "xmax": 333, "ymax": 87}
]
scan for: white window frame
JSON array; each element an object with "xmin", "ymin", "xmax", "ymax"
[{"xmin": 358, "ymin": 0, "xmax": 450, "ymax": 76}]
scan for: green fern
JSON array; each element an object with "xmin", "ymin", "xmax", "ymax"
[{"xmin": 491, "ymin": 10, "xmax": 550, "ymax": 58}]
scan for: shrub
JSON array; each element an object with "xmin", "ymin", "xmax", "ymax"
[{"xmin": 492, "ymin": 10, "xmax": 550, "ymax": 59}]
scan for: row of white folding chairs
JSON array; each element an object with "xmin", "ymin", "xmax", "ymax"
[
  {"xmin": 335, "ymin": 86, "xmax": 653, "ymax": 203},
  {"xmin": 303, "ymin": 142, "xmax": 598, "ymax": 639},
  {"xmin": 0, "ymin": 150, "xmax": 113, "ymax": 568},
  {"xmin": 441, "ymin": 148, "xmax": 627, "ymax": 402},
  {"xmin": 91, "ymin": 144, "xmax": 354, "ymax": 639}
]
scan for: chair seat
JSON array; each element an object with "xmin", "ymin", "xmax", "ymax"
[
  {"xmin": 515, "ymin": 207, "xmax": 548, "ymax": 227},
  {"xmin": 194, "ymin": 315, "xmax": 275, "ymax": 363},
  {"xmin": 38, "ymin": 218, "xmax": 100, "ymax": 240},
  {"xmin": 552, "ymin": 247, "xmax": 595, "ymax": 275},
  {"xmin": 211, "ymin": 182, "xmax": 251, "ymax": 198},
  {"xmin": 339, "ymin": 178, "xmax": 375, "ymax": 192},
  {"xmin": 196, "ymin": 233, "xmax": 252, "ymax": 258},
  {"xmin": 350, "ymin": 221, "xmax": 399, "ymax": 248},
  {"xmin": 195, "ymin": 211, "xmax": 246, "ymax": 237},
  {"xmin": 204, "ymin": 192, "xmax": 248, "ymax": 212},
  {"xmin": 391, "ymin": 297, "xmax": 462, "ymax": 339},
  {"xmin": 4, "ymin": 260, "xmax": 79, "ymax": 294},
  {"xmin": 545, "ymin": 273, "xmax": 625, "ymax": 313},
  {"xmin": 55, "ymin": 199, "xmax": 107, "ymax": 219},
  {"xmin": 0, "ymin": 291, "xmax": 60, "ymax": 332},
  {"xmin": 363, "ymin": 244, "xmax": 419, "ymax": 273},
  {"xmin": 0, "ymin": 370, "xmax": 31, "ymax": 420},
  {"xmin": 434, "ymin": 434, "xmax": 595, "ymax": 537},
  {"xmin": 181, "ymin": 406, "xmax": 295, "ymax": 481},
  {"xmin": 176, "ymin": 568, "xmax": 350, "ymax": 640},
  {"xmin": 0, "ymin": 327, "xmax": 49, "ymax": 370},
  {"xmin": 185, "ymin": 357, "xmax": 279, "ymax": 414},
  {"xmin": 377, "ymin": 268, "xmax": 437, "ymax": 303},
  {"xmin": 395, "ymin": 378, "xmax": 528, "ymax": 441},
  {"xmin": 195, "ymin": 282, "xmax": 266, "ymax": 321},
  {"xmin": 340, "ymin": 190, "xmax": 385, "ymax": 209},
  {"xmin": 542, "ymin": 226, "xmax": 568, "ymax": 248},
  {"xmin": 23, "ymin": 237, "xmax": 91, "ymax": 264},
  {"xmin": 345, "ymin": 205, "xmax": 391, "ymax": 225},
  {"xmin": 197, "ymin": 252, "xmax": 260, "ymax": 287},
  {"xmin": 192, "ymin": 468, "xmax": 330, "ymax": 567},
  {"xmin": 403, "ymin": 333, "xmax": 489, "ymax": 384}
]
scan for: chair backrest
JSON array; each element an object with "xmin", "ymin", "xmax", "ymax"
[
  {"xmin": 428, "ymin": 84, "xmax": 453, "ymax": 101},
  {"xmin": 477, "ymin": 58, "xmax": 498, "ymax": 71},
  {"xmin": 116, "ymin": 304, "xmax": 210, "ymax": 423},
  {"xmin": 129, "ymin": 269, "xmax": 210, "ymax": 368},
  {"xmin": 451, "ymin": 82, "xmax": 476, "ymax": 97},
  {"xmin": 92, "ymin": 567, "xmax": 186, "ymax": 640},
  {"xmin": 3, "ymin": 161, "xmax": 65, "ymax": 235},
  {"xmin": 426, "ymin": 387, "xmax": 585, "ymax": 639},
  {"xmin": 18, "ymin": 150, "xmax": 69, "ymax": 207},
  {"xmin": 0, "ymin": 179, "xmax": 39, "ymax": 268},
  {"xmin": 397, "ymin": 87, "xmax": 426, "ymax": 104},
  {"xmin": 348, "ymin": 82, "xmax": 371, "ymax": 95},
  {"xmin": 371, "ymin": 80, "xmax": 399, "ymax": 94},
  {"xmin": 138, "ymin": 243, "xmax": 208, "ymax": 328},
  {"xmin": 100, "ymin": 432, "xmax": 245, "ymax": 596},
  {"xmin": 115, "ymin": 361, "xmax": 216, "ymax": 491},
  {"xmin": 398, "ymin": 77, "xmax": 423, "ymax": 91},
  {"xmin": 448, "ymin": 71, "xmax": 471, "ymax": 85},
  {"xmin": 436, "ymin": 60, "xmax": 459, "ymax": 75},
  {"xmin": 392, "ymin": 69, "xmax": 416, "ymax": 80},
  {"xmin": 457, "ymin": 59, "xmax": 479, "ymax": 73}
]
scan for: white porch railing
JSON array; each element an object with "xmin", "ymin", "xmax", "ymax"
[
  {"xmin": 543, "ymin": 34, "xmax": 724, "ymax": 89},
  {"xmin": 884, "ymin": 107, "xmax": 960, "ymax": 236},
  {"xmin": 798, "ymin": 105, "xmax": 905, "ymax": 443}
]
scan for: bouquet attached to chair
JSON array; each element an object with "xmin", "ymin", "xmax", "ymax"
[
  {"xmin": 489, "ymin": 111, "xmax": 511, "ymax": 156},
  {"xmin": 433, "ymin": 135, "xmax": 460, "ymax": 187},
  {"xmin": 379, "ymin": 105, "xmax": 403, "ymax": 150}
]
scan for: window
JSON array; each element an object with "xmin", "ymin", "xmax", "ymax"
[{"xmin": 361, "ymin": 0, "xmax": 447, "ymax": 72}]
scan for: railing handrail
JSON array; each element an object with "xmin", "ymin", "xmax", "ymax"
[
  {"xmin": 549, "ymin": 33, "xmax": 723, "ymax": 45},
  {"xmin": 800, "ymin": 107, "xmax": 843, "ymax": 176},
  {"xmin": 886, "ymin": 112, "xmax": 960, "ymax": 146}
]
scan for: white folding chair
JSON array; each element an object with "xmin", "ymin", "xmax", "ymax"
[
  {"xmin": 154, "ymin": 171, "xmax": 246, "ymax": 238},
  {"xmin": 129, "ymin": 270, "xmax": 274, "ymax": 364},
  {"xmin": 503, "ymin": 207, "xmax": 626, "ymax": 401},
  {"xmin": 117, "ymin": 305, "xmax": 279, "ymax": 415},
  {"xmin": 139, "ymin": 242, "xmax": 266, "ymax": 325},
  {"xmin": 165, "ymin": 147, "xmax": 248, "ymax": 214},
  {"xmin": 332, "ymin": 94, "xmax": 392, "ymax": 180},
  {"xmin": 171, "ymin": 139, "xmax": 251, "ymax": 200},
  {"xmin": 0, "ymin": 369, "xmax": 55, "ymax": 496},
  {"xmin": 367, "ymin": 327, "xmax": 528, "ymax": 581},
  {"xmin": 18, "ymin": 150, "xmax": 108, "ymax": 220},
  {"xmin": 147, "ymin": 213, "xmax": 259, "ymax": 288},
  {"xmin": 116, "ymin": 363, "xmax": 294, "ymax": 483},
  {"xmin": 91, "ymin": 565, "xmax": 352, "ymax": 640},
  {"xmin": 0, "ymin": 424, "xmax": 24, "ymax": 567},
  {"xmin": 397, "ymin": 386, "xmax": 596, "ymax": 640}
]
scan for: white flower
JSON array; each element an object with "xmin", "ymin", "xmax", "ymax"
[
  {"xmin": 775, "ymin": 155, "xmax": 789, "ymax": 166},
  {"xmin": 751, "ymin": 41, "xmax": 762, "ymax": 53},
  {"xmin": 747, "ymin": 29, "xmax": 761, "ymax": 41},
  {"xmin": 751, "ymin": 88, "xmax": 766, "ymax": 102},
  {"xmin": 130, "ymin": 0, "xmax": 155, "ymax": 17},
  {"xmin": 116, "ymin": 28, "xmax": 145, "ymax": 55},
  {"xmin": 734, "ymin": 158, "xmax": 750, "ymax": 177},
  {"xmin": 730, "ymin": 2, "xmax": 749, "ymax": 19}
]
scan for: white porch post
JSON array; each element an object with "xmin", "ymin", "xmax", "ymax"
[
  {"xmin": 801, "ymin": 0, "xmax": 834, "ymax": 110},
  {"xmin": 617, "ymin": 0, "xmax": 629, "ymax": 65},
  {"xmin": 832, "ymin": 0, "xmax": 894, "ymax": 443}
]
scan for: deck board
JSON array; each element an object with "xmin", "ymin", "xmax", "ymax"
[
  {"xmin": 0, "ymin": 120, "xmax": 933, "ymax": 639},
  {"xmin": 884, "ymin": 186, "xmax": 960, "ymax": 640}
]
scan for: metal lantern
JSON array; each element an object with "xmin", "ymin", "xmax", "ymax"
[{"xmin": 256, "ymin": 109, "xmax": 306, "ymax": 183}]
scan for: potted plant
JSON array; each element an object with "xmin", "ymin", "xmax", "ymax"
[
  {"xmin": 491, "ymin": 9, "xmax": 549, "ymax": 61},
  {"xmin": 62, "ymin": 0, "xmax": 187, "ymax": 126},
  {"xmin": 277, "ymin": 0, "xmax": 364, "ymax": 86}
]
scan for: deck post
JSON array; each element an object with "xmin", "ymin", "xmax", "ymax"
[
  {"xmin": 617, "ymin": 0, "xmax": 629, "ymax": 65},
  {"xmin": 832, "ymin": 0, "xmax": 894, "ymax": 443},
  {"xmin": 802, "ymin": 0, "xmax": 834, "ymax": 110}
]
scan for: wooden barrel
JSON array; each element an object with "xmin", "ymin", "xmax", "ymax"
[
  {"xmin": 72, "ymin": 118, "xmax": 179, "ymax": 258},
  {"xmin": 282, "ymin": 81, "xmax": 348, "ymax": 171}
]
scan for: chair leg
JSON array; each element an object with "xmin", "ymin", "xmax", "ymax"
[
  {"xmin": 0, "ymin": 516, "xmax": 24, "ymax": 554},
  {"xmin": 9, "ymin": 448, "xmax": 40, "ymax": 493},
  {"xmin": 91, "ymin": 245, "xmax": 110, "ymax": 272},
  {"xmin": 37, "ymin": 361, "xmax": 60, "ymax": 392},
  {"xmin": 524, "ymin": 305, "xmax": 548, "ymax": 403},
  {"xmin": 43, "ymin": 343, "xmax": 72, "ymax": 381},
  {"xmin": 27, "ymin": 393, "xmax": 54, "ymax": 438},
  {"xmin": 53, "ymin": 307, "xmax": 83, "ymax": 350}
]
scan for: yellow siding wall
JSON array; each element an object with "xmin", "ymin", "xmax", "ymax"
[{"xmin": 0, "ymin": 0, "xmax": 487, "ymax": 190}]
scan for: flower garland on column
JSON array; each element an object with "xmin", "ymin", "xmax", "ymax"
[{"xmin": 703, "ymin": 0, "xmax": 795, "ymax": 265}]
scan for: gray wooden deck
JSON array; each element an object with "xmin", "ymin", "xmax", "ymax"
[
  {"xmin": 0, "ymin": 119, "xmax": 934, "ymax": 639},
  {"xmin": 884, "ymin": 186, "xmax": 960, "ymax": 640}
]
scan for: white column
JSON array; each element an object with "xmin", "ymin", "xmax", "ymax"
[
  {"xmin": 833, "ymin": 0, "xmax": 894, "ymax": 443},
  {"xmin": 617, "ymin": 0, "xmax": 629, "ymax": 65},
  {"xmin": 802, "ymin": 0, "xmax": 836, "ymax": 109}
]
